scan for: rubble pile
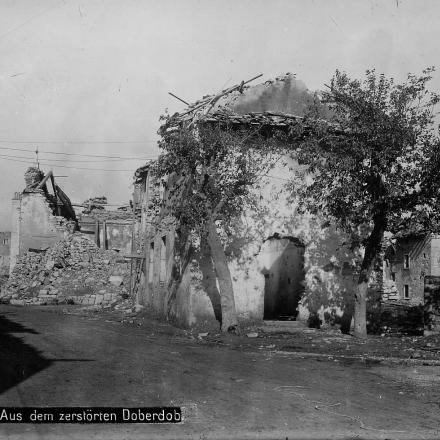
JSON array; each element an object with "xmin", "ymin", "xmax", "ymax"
[
  {"xmin": 2, "ymin": 233, "xmax": 135, "ymax": 311},
  {"xmin": 82, "ymin": 196, "xmax": 107, "ymax": 213},
  {"xmin": 24, "ymin": 167, "xmax": 44, "ymax": 190}
]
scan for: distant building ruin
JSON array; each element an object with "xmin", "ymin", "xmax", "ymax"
[
  {"xmin": 382, "ymin": 234, "xmax": 440, "ymax": 304},
  {"xmin": 0, "ymin": 231, "xmax": 11, "ymax": 278},
  {"xmin": 77, "ymin": 207, "xmax": 134, "ymax": 255},
  {"xmin": 9, "ymin": 167, "xmax": 77, "ymax": 273}
]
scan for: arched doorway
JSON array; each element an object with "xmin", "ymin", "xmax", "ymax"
[{"xmin": 260, "ymin": 235, "xmax": 305, "ymax": 320}]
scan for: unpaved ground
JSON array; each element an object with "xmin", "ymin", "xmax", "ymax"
[
  {"xmin": 1, "ymin": 305, "xmax": 440, "ymax": 439},
  {"xmin": 59, "ymin": 304, "xmax": 440, "ymax": 363}
]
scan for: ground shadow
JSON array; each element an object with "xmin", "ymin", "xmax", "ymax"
[
  {"xmin": 0, "ymin": 313, "xmax": 54, "ymax": 395},
  {"xmin": 0, "ymin": 312, "xmax": 94, "ymax": 396}
]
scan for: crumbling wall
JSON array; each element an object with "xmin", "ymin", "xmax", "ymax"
[
  {"xmin": 79, "ymin": 216, "xmax": 133, "ymax": 254},
  {"xmin": 140, "ymin": 209, "xmax": 220, "ymax": 328},
  {"xmin": 10, "ymin": 168, "xmax": 78, "ymax": 273},
  {"xmin": 18, "ymin": 192, "xmax": 75, "ymax": 254},
  {"xmin": 105, "ymin": 222, "xmax": 132, "ymax": 254},
  {"xmin": 9, "ymin": 194, "xmax": 22, "ymax": 274},
  {"xmin": 0, "ymin": 232, "xmax": 11, "ymax": 277},
  {"xmin": 24, "ymin": 167, "xmax": 44, "ymax": 189},
  {"xmin": 141, "ymin": 158, "xmax": 359, "ymax": 329},
  {"xmin": 221, "ymin": 159, "xmax": 358, "ymax": 326}
]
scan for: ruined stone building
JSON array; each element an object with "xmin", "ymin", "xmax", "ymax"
[
  {"xmin": 9, "ymin": 167, "xmax": 77, "ymax": 273},
  {"xmin": 9, "ymin": 168, "xmax": 135, "ymax": 279},
  {"xmin": 133, "ymin": 76, "xmax": 359, "ymax": 329},
  {"xmin": 382, "ymin": 234, "xmax": 440, "ymax": 304},
  {"xmin": 0, "ymin": 231, "xmax": 11, "ymax": 277},
  {"xmin": 77, "ymin": 208, "xmax": 133, "ymax": 255}
]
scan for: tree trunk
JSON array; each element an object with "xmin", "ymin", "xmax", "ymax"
[
  {"xmin": 353, "ymin": 212, "xmax": 386, "ymax": 338},
  {"xmin": 206, "ymin": 220, "xmax": 238, "ymax": 332},
  {"xmin": 199, "ymin": 236, "xmax": 222, "ymax": 324},
  {"xmin": 353, "ymin": 277, "xmax": 368, "ymax": 338}
]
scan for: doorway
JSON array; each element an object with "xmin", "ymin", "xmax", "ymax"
[{"xmin": 261, "ymin": 235, "xmax": 305, "ymax": 320}]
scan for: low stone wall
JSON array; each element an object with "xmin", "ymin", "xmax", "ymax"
[{"xmin": 9, "ymin": 289, "xmax": 121, "ymax": 307}]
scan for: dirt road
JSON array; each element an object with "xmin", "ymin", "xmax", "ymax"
[{"xmin": 0, "ymin": 305, "xmax": 439, "ymax": 439}]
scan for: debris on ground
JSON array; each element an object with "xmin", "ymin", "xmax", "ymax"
[
  {"xmin": 185, "ymin": 319, "xmax": 440, "ymax": 364},
  {"xmin": 1, "ymin": 233, "xmax": 134, "ymax": 311}
]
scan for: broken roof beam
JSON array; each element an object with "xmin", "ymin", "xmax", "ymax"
[
  {"xmin": 36, "ymin": 170, "xmax": 53, "ymax": 190},
  {"xmin": 203, "ymin": 74, "xmax": 263, "ymax": 115},
  {"xmin": 168, "ymin": 92, "xmax": 189, "ymax": 106},
  {"xmin": 49, "ymin": 172, "xmax": 61, "ymax": 216},
  {"xmin": 179, "ymin": 73, "xmax": 263, "ymax": 118}
]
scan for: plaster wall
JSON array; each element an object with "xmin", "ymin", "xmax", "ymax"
[
  {"xmin": 18, "ymin": 193, "xmax": 71, "ymax": 255},
  {"xmin": 105, "ymin": 222, "xmax": 133, "ymax": 254},
  {"xmin": 261, "ymin": 238, "xmax": 305, "ymax": 319},
  {"xmin": 10, "ymin": 192, "xmax": 73, "ymax": 273},
  {"xmin": 0, "ymin": 232, "xmax": 11, "ymax": 256},
  {"xmin": 138, "ymin": 157, "xmax": 359, "ymax": 328},
  {"xmin": 222, "ymin": 159, "xmax": 358, "ymax": 325},
  {"xmin": 9, "ymin": 197, "xmax": 21, "ymax": 274},
  {"xmin": 79, "ymin": 219, "xmax": 133, "ymax": 254},
  {"xmin": 143, "ymin": 228, "xmax": 176, "ymax": 315}
]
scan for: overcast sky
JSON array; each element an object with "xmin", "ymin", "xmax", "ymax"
[{"xmin": 0, "ymin": 0, "xmax": 439, "ymax": 229}]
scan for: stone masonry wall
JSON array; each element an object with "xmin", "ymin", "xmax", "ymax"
[
  {"xmin": 0, "ymin": 232, "xmax": 11, "ymax": 276},
  {"xmin": 390, "ymin": 236, "xmax": 430, "ymax": 305}
]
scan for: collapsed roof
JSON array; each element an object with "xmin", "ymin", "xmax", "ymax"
[
  {"xmin": 134, "ymin": 74, "xmax": 328, "ymax": 181},
  {"xmin": 23, "ymin": 167, "xmax": 77, "ymax": 222},
  {"xmin": 167, "ymin": 73, "xmax": 326, "ymax": 133}
]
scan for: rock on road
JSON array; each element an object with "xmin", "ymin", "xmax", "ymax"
[{"xmin": 0, "ymin": 305, "xmax": 439, "ymax": 439}]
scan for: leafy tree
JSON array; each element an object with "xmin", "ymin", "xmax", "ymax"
[
  {"xmin": 154, "ymin": 116, "xmax": 283, "ymax": 332},
  {"xmin": 291, "ymin": 68, "xmax": 440, "ymax": 337}
]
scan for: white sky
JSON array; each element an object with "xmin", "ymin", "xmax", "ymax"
[{"xmin": 0, "ymin": 0, "xmax": 439, "ymax": 229}]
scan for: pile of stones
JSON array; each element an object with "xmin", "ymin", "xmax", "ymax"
[
  {"xmin": 24, "ymin": 167, "xmax": 44, "ymax": 189},
  {"xmin": 2, "ymin": 233, "xmax": 135, "ymax": 311},
  {"xmin": 82, "ymin": 196, "xmax": 108, "ymax": 213}
]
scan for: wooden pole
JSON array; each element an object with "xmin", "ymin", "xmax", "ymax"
[
  {"xmin": 130, "ymin": 259, "xmax": 133, "ymax": 296},
  {"xmin": 102, "ymin": 221, "xmax": 107, "ymax": 250},
  {"xmin": 94, "ymin": 221, "xmax": 99, "ymax": 247},
  {"xmin": 50, "ymin": 174, "xmax": 61, "ymax": 216},
  {"xmin": 168, "ymin": 92, "xmax": 189, "ymax": 106}
]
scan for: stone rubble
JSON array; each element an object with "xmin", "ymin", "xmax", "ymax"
[
  {"xmin": 24, "ymin": 167, "xmax": 44, "ymax": 189},
  {"xmin": 1, "ymin": 233, "xmax": 135, "ymax": 311}
]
